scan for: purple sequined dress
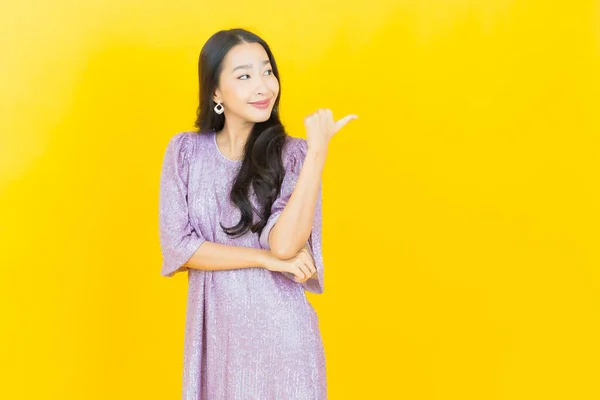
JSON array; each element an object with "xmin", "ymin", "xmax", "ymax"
[{"xmin": 158, "ymin": 130, "xmax": 326, "ymax": 399}]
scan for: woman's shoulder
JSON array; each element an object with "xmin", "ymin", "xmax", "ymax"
[
  {"xmin": 166, "ymin": 130, "xmax": 213, "ymax": 157},
  {"xmin": 282, "ymin": 135, "xmax": 309, "ymax": 161},
  {"xmin": 280, "ymin": 135, "xmax": 309, "ymax": 173},
  {"xmin": 168, "ymin": 129, "xmax": 212, "ymax": 144},
  {"xmin": 283, "ymin": 134, "xmax": 308, "ymax": 154}
]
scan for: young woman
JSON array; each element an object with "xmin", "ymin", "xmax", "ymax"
[{"xmin": 158, "ymin": 28, "xmax": 357, "ymax": 399}]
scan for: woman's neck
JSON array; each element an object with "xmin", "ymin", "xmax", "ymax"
[{"xmin": 215, "ymin": 120, "xmax": 253, "ymax": 159}]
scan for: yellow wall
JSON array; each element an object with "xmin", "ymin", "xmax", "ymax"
[{"xmin": 1, "ymin": 0, "xmax": 599, "ymax": 398}]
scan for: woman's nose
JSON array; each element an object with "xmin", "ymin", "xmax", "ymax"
[{"xmin": 255, "ymin": 76, "xmax": 269, "ymax": 95}]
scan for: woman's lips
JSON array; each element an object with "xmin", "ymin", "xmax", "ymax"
[{"xmin": 249, "ymin": 98, "xmax": 271, "ymax": 109}]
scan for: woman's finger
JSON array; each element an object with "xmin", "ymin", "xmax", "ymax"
[
  {"xmin": 298, "ymin": 260, "xmax": 312, "ymax": 280},
  {"xmin": 305, "ymin": 257, "xmax": 316, "ymax": 276},
  {"xmin": 290, "ymin": 261, "xmax": 305, "ymax": 280},
  {"xmin": 334, "ymin": 114, "xmax": 358, "ymax": 132},
  {"xmin": 299, "ymin": 247, "xmax": 316, "ymax": 277},
  {"xmin": 301, "ymin": 261, "xmax": 317, "ymax": 282}
]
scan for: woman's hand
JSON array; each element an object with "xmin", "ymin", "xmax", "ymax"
[
  {"xmin": 304, "ymin": 108, "xmax": 358, "ymax": 153},
  {"xmin": 263, "ymin": 245, "xmax": 317, "ymax": 283}
]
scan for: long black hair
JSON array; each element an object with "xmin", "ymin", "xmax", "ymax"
[{"xmin": 194, "ymin": 28, "xmax": 288, "ymax": 239}]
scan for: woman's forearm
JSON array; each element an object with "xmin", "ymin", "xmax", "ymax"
[
  {"xmin": 269, "ymin": 147, "xmax": 327, "ymax": 259},
  {"xmin": 184, "ymin": 240, "xmax": 271, "ymax": 271}
]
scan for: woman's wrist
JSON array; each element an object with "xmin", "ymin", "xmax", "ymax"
[
  {"xmin": 256, "ymin": 248, "xmax": 276, "ymax": 269},
  {"xmin": 305, "ymin": 145, "xmax": 328, "ymax": 163}
]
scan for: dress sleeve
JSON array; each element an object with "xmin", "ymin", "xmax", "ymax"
[
  {"xmin": 258, "ymin": 138, "xmax": 325, "ymax": 294},
  {"xmin": 158, "ymin": 132, "xmax": 206, "ymax": 277}
]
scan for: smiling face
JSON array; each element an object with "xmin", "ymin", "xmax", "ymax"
[{"xmin": 213, "ymin": 42, "xmax": 280, "ymax": 124}]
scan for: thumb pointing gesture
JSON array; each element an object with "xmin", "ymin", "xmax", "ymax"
[
  {"xmin": 335, "ymin": 114, "xmax": 359, "ymax": 133},
  {"xmin": 304, "ymin": 108, "xmax": 358, "ymax": 152}
]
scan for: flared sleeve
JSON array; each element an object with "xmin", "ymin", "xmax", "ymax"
[
  {"xmin": 158, "ymin": 132, "xmax": 206, "ymax": 277},
  {"xmin": 259, "ymin": 137, "xmax": 325, "ymax": 294}
]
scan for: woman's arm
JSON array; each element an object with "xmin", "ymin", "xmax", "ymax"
[
  {"xmin": 267, "ymin": 109, "xmax": 356, "ymax": 261},
  {"xmin": 181, "ymin": 241, "xmax": 316, "ymax": 284},
  {"xmin": 183, "ymin": 240, "xmax": 271, "ymax": 271},
  {"xmin": 268, "ymin": 145, "xmax": 327, "ymax": 260}
]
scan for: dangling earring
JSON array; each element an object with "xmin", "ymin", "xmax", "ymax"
[{"xmin": 214, "ymin": 100, "xmax": 224, "ymax": 115}]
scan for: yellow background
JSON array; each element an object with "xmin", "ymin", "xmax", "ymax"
[{"xmin": 1, "ymin": 0, "xmax": 599, "ymax": 398}]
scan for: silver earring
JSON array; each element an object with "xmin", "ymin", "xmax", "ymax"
[{"xmin": 214, "ymin": 100, "xmax": 224, "ymax": 115}]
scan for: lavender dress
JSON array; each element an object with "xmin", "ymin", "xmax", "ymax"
[{"xmin": 158, "ymin": 130, "xmax": 326, "ymax": 399}]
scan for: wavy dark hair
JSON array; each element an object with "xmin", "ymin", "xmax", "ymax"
[{"xmin": 194, "ymin": 28, "xmax": 288, "ymax": 239}]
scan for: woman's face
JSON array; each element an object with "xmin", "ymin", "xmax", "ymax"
[{"xmin": 214, "ymin": 42, "xmax": 279, "ymax": 124}]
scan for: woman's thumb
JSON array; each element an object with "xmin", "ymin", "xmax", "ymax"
[{"xmin": 334, "ymin": 114, "xmax": 358, "ymax": 132}]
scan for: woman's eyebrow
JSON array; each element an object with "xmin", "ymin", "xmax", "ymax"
[{"xmin": 232, "ymin": 60, "xmax": 271, "ymax": 72}]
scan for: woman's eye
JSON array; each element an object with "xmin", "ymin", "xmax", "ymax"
[{"xmin": 238, "ymin": 70, "xmax": 272, "ymax": 80}]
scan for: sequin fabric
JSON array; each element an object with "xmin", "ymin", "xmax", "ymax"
[{"xmin": 158, "ymin": 129, "xmax": 326, "ymax": 399}]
